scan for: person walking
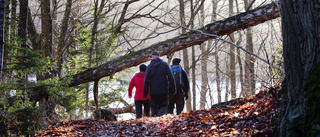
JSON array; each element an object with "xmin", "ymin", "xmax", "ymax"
[
  {"xmin": 128, "ymin": 64, "xmax": 150, "ymax": 118},
  {"xmin": 143, "ymin": 51, "xmax": 175, "ymax": 117},
  {"xmin": 167, "ymin": 58, "xmax": 190, "ymax": 115}
]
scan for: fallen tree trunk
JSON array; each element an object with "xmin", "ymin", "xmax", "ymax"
[
  {"xmin": 109, "ymin": 106, "xmax": 135, "ymax": 114},
  {"xmin": 66, "ymin": 2, "xmax": 280, "ymax": 87}
]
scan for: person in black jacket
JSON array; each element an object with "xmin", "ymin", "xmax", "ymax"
[
  {"xmin": 167, "ymin": 58, "xmax": 190, "ymax": 115},
  {"xmin": 143, "ymin": 51, "xmax": 175, "ymax": 117}
]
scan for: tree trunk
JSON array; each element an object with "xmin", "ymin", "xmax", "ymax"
[
  {"xmin": 41, "ymin": 0, "xmax": 52, "ymax": 60},
  {"xmin": 244, "ymin": 27, "xmax": 254, "ymax": 96},
  {"xmin": 93, "ymin": 79, "xmax": 99, "ymax": 109},
  {"xmin": 40, "ymin": 0, "xmax": 56, "ymax": 123},
  {"xmin": 199, "ymin": 2, "xmax": 208, "ymax": 110},
  {"xmin": 236, "ymin": 34, "xmax": 244, "ymax": 97},
  {"xmin": 248, "ymin": 30, "xmax": 255, "ymax": 95},
  {"xmin": 215, "ymin": 48, "xmax": 221, "ymax": 103},
  {"xmin": 87, "ymin": 0, "xmax": 99, "ymax": 111},
  {"xmin": 65, "ymin": 3, "xmax": 280, "ymax": 88},
  {"xmin": 200, "ymin": 43, "xmax": 208, "ymax": 109},
  {"xmin": 28, "ymin": 6, "xmax": 40, "ymax": 51},
  {"xmin": 190, "ymin": 0, "xmax": 197, "ymax": 109},
  {"xmin": 225, "ymin": 57, "xmax": 229, "ymax": 102},
  {"xmin": 234, "ymin": 0, "xmax": 244, "ymax": 97},
  {"xmin": 3, "ymin": 0, "xmax": 17, "ymax": 82},
  {"xmin": 243, "ymin": 0, "xmax": 255, "ymax": 96},
  {"xmin": 11, "ymin": 0, "xmax": 17, "ymax": 40},
  {"xmin": 89, "ymin": 0, "xmax": 106, "ymax": 110},
  {"xmin": 179, "ymin": 0, "xmax": 191, "ymax": 112},
  {"xmin": 57, "ymin": 0, "xmax": 72, "ymax": 77},
  {"xmin": 191, "ymin": 45, "xmax": 196, "ymax": 110},
  {"xmin": 229, "ymin": 0, "xmax": 236, "ymax": 99},
  {"xmin": 18, "ymin": 0, "xmax": 28, "ymax": 48},
  {"xmin": 185, "ymin": 0, "xmax": 192, "ymax": 112},
  {"xmin": 279, "ymin": 0, "xmax": 320, "ymax": 136},
  {"xmin": 86, "ymin": 83, "xmax": 89, "ymax": 117},
  {"xmin": 18, "ymin": 0, "xmax": 28, "ymax": 101},
  {"xmin": 0, "ymin": 0, "xmax": 3, "ymax": 80},
  {"xmin": 3, "ymin": 0, "xmax": 8, "ymax": 54}
]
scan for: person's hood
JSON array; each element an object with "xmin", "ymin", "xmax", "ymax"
[
  {"xmin": 136, "ymin": 72, "xmax": 145, "ymax": 78},
  {"xmin": 150, "ymin": 58, "xmax": 162, "ymax": 69}
]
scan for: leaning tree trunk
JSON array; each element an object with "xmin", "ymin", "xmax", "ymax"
[
  {"xmin": 279, "ymin": 0, "xmax": 320, "ymax": 137},
  {"xmin": 65, "ymin": 3, "xmax": 280, "ymax": 88}
]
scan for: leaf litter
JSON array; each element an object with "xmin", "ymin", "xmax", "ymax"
[{"xmin": 35, "ymin": 86, "xmax": 281, "ymax": 137}]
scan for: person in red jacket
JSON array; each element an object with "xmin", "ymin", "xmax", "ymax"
[{"xmin": 128, "ymin": 64, "xmax": 150, "ymax": 118}]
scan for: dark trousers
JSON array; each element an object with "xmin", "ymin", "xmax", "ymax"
[
  {"xmin": 150, "ymin": 94, "xmax": 168, "ymax": 117},
  {"xmin": 167, "ymin": 93, "xmax": 185, "ymax": 115},
  {"xmin": 134, "ymin": 100, "xmax": 150, "ymax": 118}
]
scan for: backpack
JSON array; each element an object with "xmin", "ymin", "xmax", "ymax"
[{"xmin": 171, "ymin": 65, "xmax": 184, "ymax": 90}]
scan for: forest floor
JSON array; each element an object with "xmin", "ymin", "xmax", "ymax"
[{"xmin": 35, "ymin": 85, "xmax": 281, "ymax": 137}]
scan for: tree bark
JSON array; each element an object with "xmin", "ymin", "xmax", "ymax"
[
  {"xmin": 11, "ymin": 0, "xmax": 17, "ymax": 40},
  {"xmin": 57, "ymin": 0, "xmax": 72, "ymax": 77},
  {"xmin": 190, "ymin": 0, "xmax": 196, "ymax": 111},
  {"xmin": 199, "ymin": 0, "xmax": 208, "ymax": 110},
  {"xmin": 243, "ymin": 0, "xmax": 255, "ymax": 96},
  {"xmin": 179, "ymin": 0, "xmax": 191, "ymax": 111},
  {"xmin": 244, "ymin": 27, "xmax": 254, "ymax": 96},
  {"xmin": 0, "ymin": 0, "xmax": 3, "ymax": 80},
  {"xmin": 191, "ymin": 46, "xmax": 196, "ymax": 110},
  {"xmin": 65, "ymin": 3, "xmax": 280, "ymax": 88},
  {"xmin": 88, "ymin": 0, "xmax": 99, "ymax": 110},
  {"xmin": 215, "ymin": 47, "xmax": 221, "ymax": 103},
  {"xmin": 18, "ymin": 0, "xmax": 28, "ymax": 48},
  {"xmin": 279, "ymin": 0, "xmax": 320, "ymax": 136},
  {"xmin": 89, "ymin": 0, "xmax": 106, "ymax": 110},
  {"xmin": 229, "ymin": 0, "xmax": 236, "ymax": 99},
  {"xmin": 39, "ymin": 0, "xmax": 56, "ymax": 124},
  {"xmin": 93, "ymin": 79, "xmax": 99, "ymax": 108},
  {"xmin": 40, "ymin": 0, "xmax": 52, "ymax": 57},
  {"xmin": 236, "ymin": 33, "xmax": 244, "ymax": 97}
]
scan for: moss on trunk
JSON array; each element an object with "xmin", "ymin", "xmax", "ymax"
[{"xmin": 306, "ymin": 63, "xmax": 320, "ymax": 136}]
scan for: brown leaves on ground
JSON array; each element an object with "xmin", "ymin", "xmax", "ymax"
[{"xmin": 35, "ymin": 86, "xmax": 281, "ymax": 137}]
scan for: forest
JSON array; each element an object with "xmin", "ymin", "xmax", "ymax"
[{"xmin": 0, "ymin": 0, "xmax": 319, "ymax": 136}]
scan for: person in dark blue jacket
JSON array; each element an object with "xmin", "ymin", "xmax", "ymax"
[{"xmin": 143, "ymin": 51, "xmax": 175, "ymax": 117}]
